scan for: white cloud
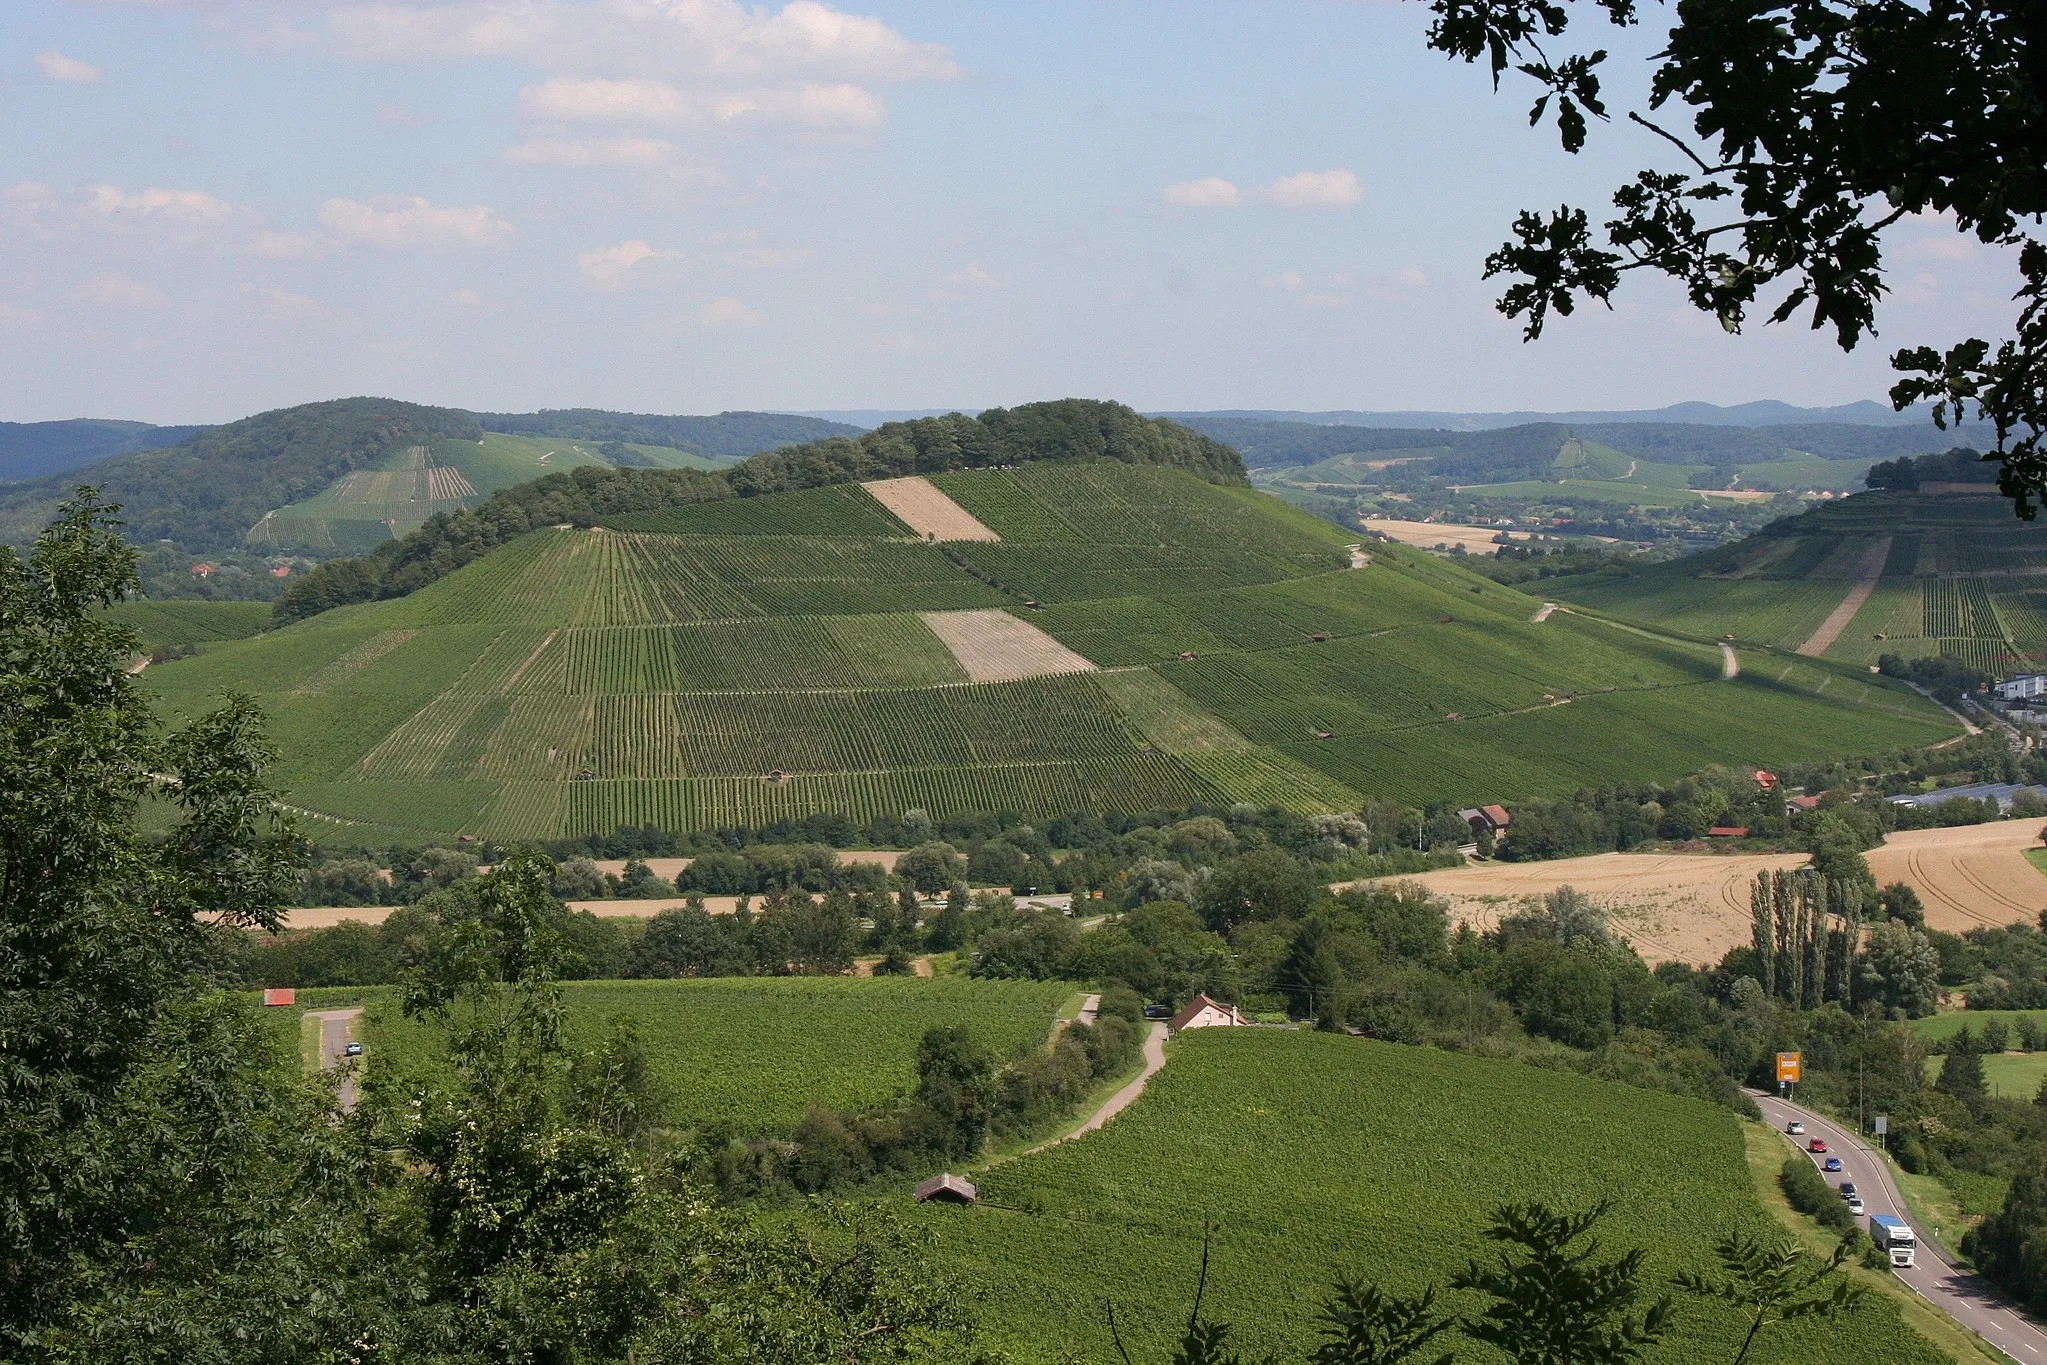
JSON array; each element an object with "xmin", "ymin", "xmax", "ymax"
[
  {"xmin": 1269, "ymin": 270, "xmax": 1305, "ymax": 291},
  {"xmin": 77, "ymin": 274, "xmax": 168, "ymax": 309},
  {"xmin": 1258, "ymin": 169, "xmax": 1362, "ymax": 208},
  {"xmin": 318, "ymin": 195, "xmax": 511, "ymax": 246},
  {"xmin": 946, "ymin": 263, "xmax": 1004, "ymax": 289},
  {"xmin": 522, "ymin": 76, "xmax": 689, "ymax": 122},
  {"xmin": 697, "ymin": 295, "xmax": 764, "ymax": 328},
  {"xmin": 505, "ymin": 135, "xmax": 679, "ymax": 166},
  {"xmin": 1907, "ymin": 235, "xmax": 1975, "ymax": 262},
  {"xmin": 578, "ymin": 238, "xmax": 680, "ymax": 289},
  {"xmin": 255, "ymin": 230, "xmax": 325, "ymax": 258},
  {"xmin": 325, "ymin": 0, "xmax": 957, "ymax": 84},
  {"xmin": 728, "ymin": 246, "xmax": 813, "ymax": 269},
  {"xmin": 241, "ymin": 283, "xmax": 326, "ymax": 320},
  {"xmin": 523, "ymin": 75, "xmax": 884, "ymax": 129},
  {"xmin": 710, "ymin": 81, "xmax": 884, "ymax": 129},
  {"xmin": 37, "ymin": 51, "xmax": 101, "ymax": 84},
  {"xmin": 88, "ymin": 184, "xmax": 233, "ymax": 223},
  {"xmin": 1163, "ymin": 177, "xmax": 1239, "ymax": 208}
]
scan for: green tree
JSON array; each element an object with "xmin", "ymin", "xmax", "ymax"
[
  {"xmin": 1860, "ymin": 919, "xmax": 1942, "ymax": 1017},
  {"xmin": 1938, "ymin": 1030, "xmax": 1989, "ymax": 1103},
  {"xmin": 1967, "ymin": 1162, "xmax": 2047, "ymax": 1314},
  {"xmin": 897, "ymin": 841, "xmax": 966, "ymax": 895},
  {"xmin": 1313, "ymin": 1281, "xmax": 1458, "ymax": 1365},
  {"xmin": 0, "ymin": 492, "xmax": 344, "ymax": 1358},
  {"xmin": 1673, "ymin": 1231, "xmax": 1864, "ymax": 1365},
  {"xmin": 1421, "ymin": 0, "xmax": 2047, "ymax": 514},
  {"xmin": 1450, "ymin": 1202, "xmax": 1672, "ymax": 1365}
]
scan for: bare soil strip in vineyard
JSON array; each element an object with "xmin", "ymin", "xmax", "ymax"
[
  {"xmin": 502, "ymin": 629, "xmax": 558, "ymax": 689},
  {"xmin": 1344, "ymin": 820, "xmax": 2047, "ymax": 967},
  {"xmin": 862, "ymin": 476, "xmax": 1001, "ymax": 541},
  {"xmin": 920, "ymin": 608, "xmax": 1096, "ymax": 683},
  {"xmin": 1796, "ymin": 533, "xmax": 1892, "ymax": 656}
]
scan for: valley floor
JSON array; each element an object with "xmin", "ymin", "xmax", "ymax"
[{"xmin": 1348, "ymin": 818, "xmax": 2047, "ymax": 967}]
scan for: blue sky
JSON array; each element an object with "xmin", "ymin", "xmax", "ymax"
[{"xmin": 0, "ymin": 0, "xmax": 2020, "ymax": 423}]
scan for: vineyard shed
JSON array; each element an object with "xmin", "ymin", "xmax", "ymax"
[
  {"xmin": 1458, "ymin": 806, "xmax": 1511, "ymax": 837},
  {"xmin": 914, "ymin": 1173, "xmax": 977, "ymax": 1204},
  {"xmin": 1168, "ymin": 994, "xmax": 1246, "ymax": 1035}
]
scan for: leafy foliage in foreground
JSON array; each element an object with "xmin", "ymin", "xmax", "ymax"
[{"xmin": 1423, "ymin": 0, "xmax": 2046, "ymax": 513}]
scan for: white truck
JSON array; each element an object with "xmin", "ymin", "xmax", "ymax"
[{"xmin": 1871, "ymin": 1214, "xmax": 1917, "ymax": 1268}]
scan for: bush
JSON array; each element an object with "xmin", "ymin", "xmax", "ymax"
[{"xmin": 1780, "ymin": 1155, "xmax": 1857, "ymax": 1233}]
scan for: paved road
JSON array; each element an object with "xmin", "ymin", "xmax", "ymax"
[
  {"xmin": 1753, "ymin": 1089, "xmax": 2047, "ymax": 1360},
  {"xmin": 308, "ymin": 1007, "xmax": 364, "ymax": 1112}
]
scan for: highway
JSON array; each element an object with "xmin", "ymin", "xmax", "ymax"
[{"xmin": 1752, "ymin": 1088, "xmax": 2047, "ymax": 1360}]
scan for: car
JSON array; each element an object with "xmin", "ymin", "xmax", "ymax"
[
  {"xmin": 1838, "ymin": 1182, "xmax": 1858, "ymax": 1199},
  {"xmin": 1807, "ymin": 1138, "xmax": 1828, "ymax": 1153},
  {"xmin": 343, "ymin": 1041, "xmax": 364, "ymax": 1057},
  {"xmin": 1847, "ymin": 1197, "xmax": 1866, "ymax": 1215},
  {"xmin": 1786, "ymin": 1121, "xmax": 1805, "ymax": 1136},
  {"xmin": 1823, "ymin": 1156, "xmax": 1843, "ymax": 1172}
]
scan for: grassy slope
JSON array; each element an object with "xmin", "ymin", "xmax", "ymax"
[
  {"xmin": 348, "ymin": 976, "xmax": 1070, "ymax": 1128},
  {"xmin": 917, "ymin": 1030, "xmax": 1948, "ymax": 1364},
  {"xmin": 144, "ymin": 463, "xmax": 1955, "ymax": 840}
]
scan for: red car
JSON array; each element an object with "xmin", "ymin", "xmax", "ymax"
[{"xmin": 1808, "ymin": 1138, "xmax": 1828, "ymax": 1153}]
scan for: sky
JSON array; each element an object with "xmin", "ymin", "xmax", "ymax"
[{"xmin": 0, "ymin": 0, "xmax": 2024, "ymax": 424}]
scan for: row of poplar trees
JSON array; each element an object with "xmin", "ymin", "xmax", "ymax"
[{"xmin": 1749, "ymin": 868, "xmax": 1866, "ymax": 1008}]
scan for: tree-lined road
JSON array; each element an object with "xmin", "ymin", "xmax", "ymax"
[
  {"xmin": 1751, "ymin": 1089, "xmax": 2047, "ymax": 1359},
  {"xmin": 309, "ymin": 1007, "xmax": 364, "ymax": 1112}
]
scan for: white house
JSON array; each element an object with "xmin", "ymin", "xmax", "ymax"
[
  {"xmin": 1167, "ymin": 993, "xmax": 1246, "ymax": 1035},
  {"xmin": 1996, "ymin": 674, "xmax": 2047, "ymax": 704}
]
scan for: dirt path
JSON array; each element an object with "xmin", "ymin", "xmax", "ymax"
[
  {"xmin": 1022, "ymin": 1021, "xmax": 1168, "ymax": 1156},
  {"xmin": 1905, "ymin": 680, "xmax": 1982, "ymax": 736},
  {"xmin": 1532, "ymin": 602, "xmax": 1559, "ymax": 623},
  {"xmin": 1720, "ymin": 642, "xmax": 1739, "ymax": 679},
  {"xmin": 308, "ymin": 1007, "xmax": 364, "ymax": 1111},
  {"xmin": 1347, "ymin": 544, "xmax": 1371, "ymax": 568},
  {"xmin": 1796, "ymin": 534, "xmax": 1892, "ymax": 656}
]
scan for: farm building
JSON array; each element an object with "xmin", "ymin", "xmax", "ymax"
[
  {"xmin": 1786, "ymin": 794, "xmax": 1823, "ymax": 813},
  {"xmin": 913, "ymin": 1173, "xmax": 977, "ymax": 1204},
  {"xmin": 1457, "ymin": 805, "xmax": 1511, "ymax": 837},
  {"xmin": 1887, "ymin": 782, "xmax": 2047, "ymax": 812},
  {"xmin": 1707, "ymin": 826, "xmax": 1749, "ymax": 838},
  {"xmin": 1168, "ymin": 994, "xmax": 1246, "ymax": 1035}
]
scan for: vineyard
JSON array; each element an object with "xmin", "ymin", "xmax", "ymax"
[
  {"xmin": 358, "ymin": 976, "xmax": 1071, "ymax": 1127},
  {"xmin": 1553, "ymin": 491, "xmax": 2046, "ymax": 672},
  {"xmin": 143, "ymin": 462, "xmax": 1959, "ymax": 839},
  {"xmin": 922, "ymin": 1029, "xmax": 1944, "ymax": 1364}
]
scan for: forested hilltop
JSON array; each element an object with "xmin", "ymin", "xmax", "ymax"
[
  {"xmin": 274, "ymin": 400, "xmax": 1242, "ymax": 623},
  {"xmin": 472, "ymin": 408, "xmax": 857, "ymax": 457}
]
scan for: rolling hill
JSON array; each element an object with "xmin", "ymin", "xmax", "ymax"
[
  {"xmin": 0, "ymin": 400, "xmax": 859, "ymax": 558},
  {"xmin": 1548, "ymin": 488, "xmax": 2047, "ymax": 673},
  {"xmin": 140, "ymin": 420, "xmax": 1957, "ymax": 843}
]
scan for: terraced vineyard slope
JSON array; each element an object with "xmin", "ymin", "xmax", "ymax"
[
  {"xmin": 143, "ymin": 462, "xmax": 1956, "ymax": 841},
  {"xmin": 1550, "ymin": 490, "xmax": 2047, "ymax": 673}
]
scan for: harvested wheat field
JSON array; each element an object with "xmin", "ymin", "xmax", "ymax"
[
  {"xmin": 1866, "ymin": 821, "xmax": 2047, "ymax": 930},
  {"xmin": 920, "ymin": 608, "xmax": 1096, "ymax": 683},
  {"xmin": 1362, "ymin": 518, "xmax": 1530, "ymax": 556},
  {"xmin": 863, "ymin": 476, "xmax": 1000, "ymax": 541},
  {"xmin": 1347, "ymin": 820, "xmax": 2047, "ymax": 967}
]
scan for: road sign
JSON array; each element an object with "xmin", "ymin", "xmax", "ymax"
[
  {"xmin": 1776, "ymin": 1051, "xmax": 1802, "ymax": 1083},
  {"xmin": 1874, "ymin": 1116, "xmax": 1887, "ymax": 1136}
]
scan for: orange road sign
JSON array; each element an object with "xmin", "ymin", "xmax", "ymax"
[{"xmin": 1776, "ymin": 1051, "xmax": 1802, "ymax": 1083}]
